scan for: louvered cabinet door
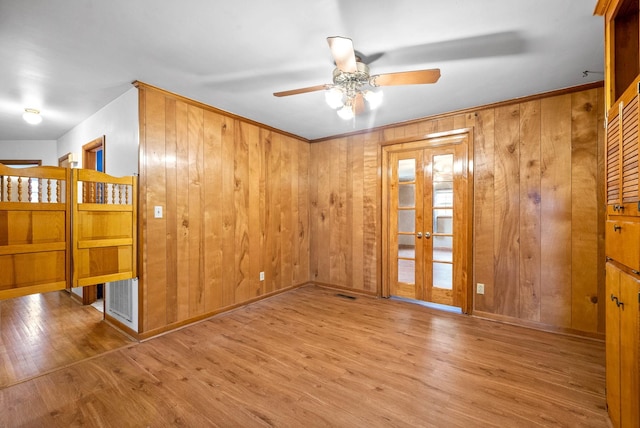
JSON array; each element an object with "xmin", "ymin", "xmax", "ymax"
[
  {"xmin": 607, "ymin": 109, "xmax": 621, "ymax": 206},
  {"xmin": 607, "ymin": 91, "xmax": 640, "ymax": 208},
  {"xmin": 622, "ymin": 94, "xmax": 639, "ymax": 204}
]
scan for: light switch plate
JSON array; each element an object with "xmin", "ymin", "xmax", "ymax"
[{"xmin": 154, "ymin": 206, "xmax": 163, "ymax": 219}]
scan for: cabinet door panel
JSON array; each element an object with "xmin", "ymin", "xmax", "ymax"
[
  {"xmin": 606, "ymin": 220, "xmax": 640, "ymax": 270},
  {"xmin": 606, "ymin": 263, "xmax": 621, "ymax": 428},
  {"xmin": 619, "ymin": 272, "xmax": 639, "ymax": 427}
]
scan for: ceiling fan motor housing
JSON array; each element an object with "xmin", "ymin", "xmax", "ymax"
[{"xmin": 332, "ymin": 62, "xmax": 372, "ymax": 95}]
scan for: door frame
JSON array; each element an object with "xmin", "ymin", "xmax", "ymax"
[
  {"xmin": 381, "ymin": 128, "xmax": 474, "ymax": 313},
  {"xmin": 83, "ymin": 135, "xmax": 105, "ymax": 172}
]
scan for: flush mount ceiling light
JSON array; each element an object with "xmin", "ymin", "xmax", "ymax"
[
  {"xmin": 23, "ymin": 108, "xmax": 42, "ymax": 125},
  {"xmin": 274, "ymin": 36, "xmax": 440, "ymax": 120}
]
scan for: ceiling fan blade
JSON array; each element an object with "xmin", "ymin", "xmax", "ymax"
[
  {"xmin": 327, "ymin": 36, "xmax": 357, "ymax": 73},
  {"xmin": 273, "ymin": 84, "xmax": 329, "ymax": 97},
  {"xmin": 354, "ymin": 49, "xmax": 384, "ymax": 65},
  {"xmin": 372, "ymin": 69, "xmax": 441, "ymax": 86}
]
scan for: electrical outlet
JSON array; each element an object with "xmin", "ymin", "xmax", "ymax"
[
  {"xmin": 477, "ymin": 283, "xmax": 485, "ymax": 295},
  {"xmin": 259, "ymin": 271, "xmax": 265, "ymax": 281}
]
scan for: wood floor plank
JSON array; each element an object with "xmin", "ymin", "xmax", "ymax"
[
  {"xmin": 1, "ymin": 286, "xmax": 608, "ymax": 427},
  {"xmin": 0, "ymin": 291, "xmax": 133, "ymax": 388}
]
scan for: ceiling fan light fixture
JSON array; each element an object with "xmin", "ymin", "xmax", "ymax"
[
  {"xmin": 337, "ymin": 104, "xmax": 354, "ymax": 120},
  {"xmin": 363, "ymin": 90, "xmax": 383, "ymax": 110},
  {"xmin": 23, "ymin": 108, "xmax": 42, "ymax": 125},
  {"xmin": 273, "ymin": 36, "xmax": 440, "ymax": 121},
  {"xmin": 325, "ymin": 87, "xmax": 344, "ymax": 109}
]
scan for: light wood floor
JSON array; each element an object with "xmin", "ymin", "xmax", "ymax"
[
  {"xmin": 0, "ymin": 291, "xmax": 133, "ymax": 388},
  {"xmin": 1, "ymin": 286, "xmax": 608, "ymax": 427}
]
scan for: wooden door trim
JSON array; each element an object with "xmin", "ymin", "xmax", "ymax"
[
  {"xmin": 382, "ymin": 128, "xmax": 474, "ymax": 313},
  {"xmin": 380, "ymin": 128, "xmax": 472, "ymax": 148},
  {"xmin": 82, "ymin": 135, "xmax": 106, "ymax": 171}
]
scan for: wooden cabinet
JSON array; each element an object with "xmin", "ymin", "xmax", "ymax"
[
  {"xmin": 605, "ymin": 262, "xmax": 639, "ymax": 428},
  {"xmin": 596, "ymin": 0, "xmax": 640, "ymax": 112},
  {"xmin": 597, "ymin": 0, "xmax": 640, "ymax": 426},
  {"xmin": 606, "ymin": 216, "xmax": 640, "ymax": 272}
]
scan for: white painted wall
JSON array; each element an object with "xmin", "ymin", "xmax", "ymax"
[
  {"xmin": 57, "ymin": 87, "xmax": 139, "ymax": 176},
  {"xmin": 0, "ymin": 140, "xmax": 58, "ymax": 165},
  {"xmin": 56, "ymin": 87, "xmax": 139, "ymax": 303}
]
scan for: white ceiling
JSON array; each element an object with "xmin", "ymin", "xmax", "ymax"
[{"xmin": 0, "ymin": 0, "xmax": 603, "ymax": 141}]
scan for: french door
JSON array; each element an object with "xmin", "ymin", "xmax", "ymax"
[{"xmin": 383, "ymin": 133, "xmax": 470, "ymax": 311}]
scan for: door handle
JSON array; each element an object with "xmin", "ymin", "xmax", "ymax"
[
  {"xmin": 416, "ymin": 232, "xmax": 422, "ymax": 239},
  {"xmin": 424, "ymin": 232, "xmax": 431, "ymax": 239},
  {"xmin": 613, "ymin": 224, "xmax": 622, "ymax": 232}
]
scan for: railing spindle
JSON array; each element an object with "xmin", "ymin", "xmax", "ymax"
[{"xmin": 17, "ymin": 177, "xmax": 22, "ymax": 202}]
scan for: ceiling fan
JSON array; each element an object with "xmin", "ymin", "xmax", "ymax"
[{"xmin": 273, "ymin": 36, "xmax": 441, "ymax": 120}]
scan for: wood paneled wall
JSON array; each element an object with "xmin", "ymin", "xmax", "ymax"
[
  {"xmin": 309, "ymin": 85, "xmax": 605, "ymax": 335},
  {"xmin": 137, "ymin": 84, "xmax": 310, "ymax": 335}
]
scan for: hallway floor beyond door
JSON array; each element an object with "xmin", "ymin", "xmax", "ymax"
[{"xmin": 0, "ymin": 290, "xmax": 133, "ymax": 388}]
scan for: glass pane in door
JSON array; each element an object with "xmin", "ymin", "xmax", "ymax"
[
  {"xmin": 398, "ymin": 234, "xmax": 415, "ymax": 257},
  {"xmin": 398, "ymin": 184, "xmax": 415, "ymax": 207},
  {"xmin": 398, "ymin": 259, "xmax": 415, "ymax": 283},
  {"xmin": 398, "ymin": 159, "xmax": 416, "ymax": 182},
  {"xmin": 398, "ymin": 210, "xmax": 415, "ymax": 232},
  {"xmin": 398, "ymin": 222, "xmax": 416, "ymax": 284},
  {"xmin": 433, "ymin": 235, "xmax": 452, "ymax": 262},
  {"xmin": 433, "ymin": 262, "xmax": 452, "ymax": 289},
  {"xmin": 432, "ymin": 154, "xmax": 454, "ymax": 293},
  {"xmin": 433, "ymin": 209, "xmax": 452, "ymax": 233},
  {"xmin": 433, "ymin": 154, "xmax": 453, "ymax": 182},
  {"xmin": 433, "ymin": 182, "xmax": 453, "ymax": 207}
]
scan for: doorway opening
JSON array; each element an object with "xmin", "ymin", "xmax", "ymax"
[
  {"xmin": 382, "ymin": 130, "xmax": 473, "ymax": 313},
  {"xmin": 67, "ymin": 136, "xmax": 106, "ymax": 309}
]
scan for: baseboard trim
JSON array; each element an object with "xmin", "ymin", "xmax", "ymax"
[
  {"xmin": 472, "ymin": 310, "xmax": 605, "ymax": 341},
  {"xmin": 137, "ymin": 282, "xmax": 309, "ymax": 341},
  {"xmin": 104, "ymin": 313, "xmax": 140, "ymax": 342},
  {"xmin": 310, "ymin": 281, "xmax": 379, "ymax": 298}
]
